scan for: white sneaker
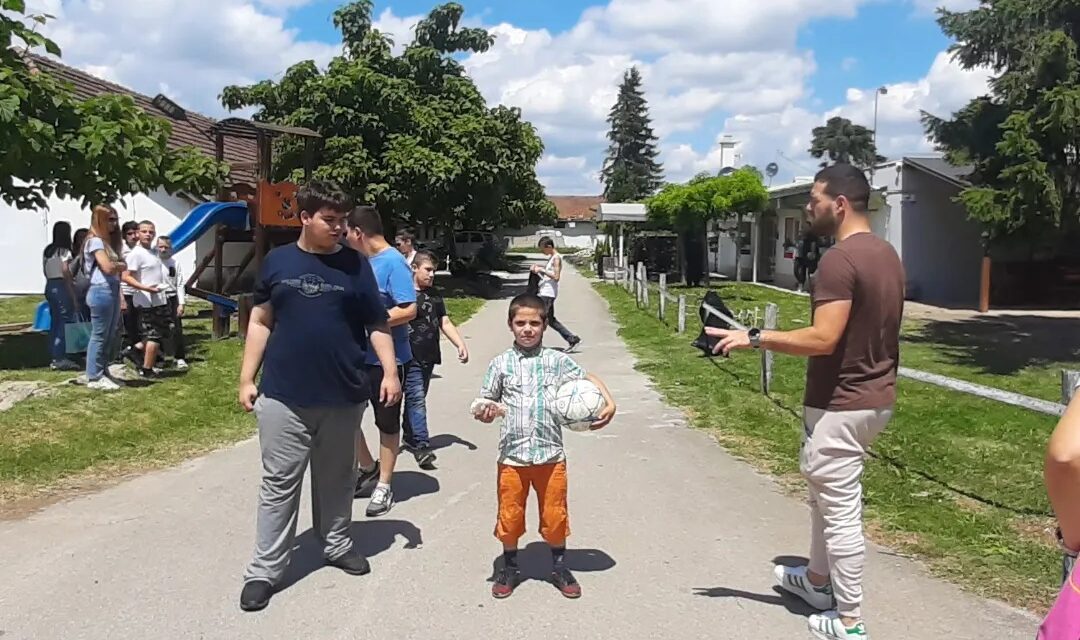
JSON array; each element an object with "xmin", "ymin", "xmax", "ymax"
[
  {"xmin": 175, "ymin": 359, "xmax": 189, "ymax": 371},
  {"xmin": 87, "ymin": 377, "xmax": 121, "ymax": 391},
  {"xmin": 774, "ymin": 564, "xmax": 835, "ymax": 611},
  {"xmin": 808, "ymin": 611, "xmax": 868, "ymax": 639},
  {"xmin": 366, "ymin": 485, "xmax": 394, "ymax": 517}
]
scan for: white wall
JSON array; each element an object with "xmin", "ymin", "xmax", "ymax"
[{"xmin": 0, "ymin": 189, "xmax": 199, "ymax": 296}]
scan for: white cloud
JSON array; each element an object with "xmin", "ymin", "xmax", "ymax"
[
  {"xmin": 911, "ymin": 0, "xmax": 979, "ymax": 14},
  {"xmin": 841, "ymin": 56, "xmax": 858, "ymax": 72}
]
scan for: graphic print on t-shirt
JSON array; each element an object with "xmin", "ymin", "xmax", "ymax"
[
  {"xmin": 409, "ymin": 289, "xmax": 447, "ymax": 365},
  {"xmin": 281, "ymin": 274, "xmax": 346, "ymax": 298}
]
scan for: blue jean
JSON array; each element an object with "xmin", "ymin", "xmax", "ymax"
[
  {"xmin": 44, "ymin": 278, "xmax": 74, "ymax": 362},
  {"xmin": 402, "ymin": 361, "xmax": 435, "ymax": 447},
  {"xmin": 85, "ymin": 281, "xmax": 120, "ymax": 381}
]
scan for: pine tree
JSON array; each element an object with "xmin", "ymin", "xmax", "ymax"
[{"xmin": 601, "ymin": 67, "xmax": 664, "ymax": 202}]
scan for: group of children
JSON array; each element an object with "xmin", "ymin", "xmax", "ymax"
[{"xmin": 118, "ymin": 220, "xmax": 188, "ymax": 377}]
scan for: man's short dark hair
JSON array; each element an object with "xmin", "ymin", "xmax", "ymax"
[
  {"xmin": 508, "ymin": 293, "xmax": 548, "ymax": 323},
  {"xmin": 297, "ymin": 179, "xmax": 352, "ymax": 216},
  {"xmin": 347, "ymin": 205, "xmax": 384, "ymax": 236},
  {"xmin": 121, "ymin": 221, "xmax": 139, "ymax": 234},
  {"xmin": 396, "ymin": 230, "xmax": 416, "ymax": 244},
  {"xmin": 412, "ymin": 249, "xmax": 438, "ymax": 267},
  {"xmin": 538, "ymin": 236, "xmax": 555, "ymax": 249},
  {"xmin": 158, "ymin": 235, "xmax": 171, "ymax": 245},
  {"xmin": 139, "ymin": 219, "xmax": 155, "ymax": 228},
  {"xmin": 814, "ymin": 164, "xmax": 871, "ymax": 213}
]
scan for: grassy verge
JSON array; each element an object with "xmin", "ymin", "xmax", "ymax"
[
  {"xmin": 0, "ymin": 292, "xmax": 485, "ymax": 513},
  {"xmin": 0, "ymin": 295, "xmax": 43, "ymax": 326},
  {"xmin": 597, "ymin": 280, "xmax": 1060, "ymax": 612}
]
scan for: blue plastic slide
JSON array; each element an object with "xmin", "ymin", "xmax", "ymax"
[{"xmin": 168, "ymin": 201, "xmax": 249, "ymax": 254}]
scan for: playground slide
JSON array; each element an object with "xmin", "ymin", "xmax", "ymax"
[{"xmin": 168, "ymin": 201, "xmax": 249, "ymax": 254}]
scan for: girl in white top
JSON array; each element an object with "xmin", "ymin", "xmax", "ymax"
[
  {"xmin": 42, "ymin": 221, "xmax": 79, "ymax": 370},
  {"xmin": 530, "ymin": 236, "xmax": 580, "ymax": 350}
]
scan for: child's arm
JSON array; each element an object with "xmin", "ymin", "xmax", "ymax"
[
  {"xmin": 440, "ymin": 315, "xmax": 469, "ymax": 363},
  {"xmin": 474, "ymin": 358, "xmax": 504, "ymax": 423},
  {"xmin": 585, "ymin": 372, "xmax": 616, "ymax": 430}
]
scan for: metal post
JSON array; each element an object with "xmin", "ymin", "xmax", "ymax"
[
  {"xmin": 751, "ymin": 215, "xmax": 759, "ymax": 284},
  {"xmin": 640, "ymin": 263, "xmax": 649, "ymax": 308},
  {"xmin": 762, "ymin": 303, "xmax": 778, "ymax": 394},
  {"xmin": 659, "ymin": 273, "xmax": 667, "ymax": 321},
  {"xmin": 677, "ymin": 295, "xmax": 687, "ymax": 334}
]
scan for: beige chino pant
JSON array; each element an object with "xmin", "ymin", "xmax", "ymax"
[{"xmin": 801, "ymin": 405, "xmax": 893, "ymax": 618}]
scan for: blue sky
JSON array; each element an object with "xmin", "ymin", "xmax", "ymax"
[{"xmin": 36, "ymin": 0, "xmax": 988, "ymax": 193}]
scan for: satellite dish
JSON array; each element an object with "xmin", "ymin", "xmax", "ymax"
[{"xmin": 766, "ymin": 162, "xmax": 779, "ymax": 178}]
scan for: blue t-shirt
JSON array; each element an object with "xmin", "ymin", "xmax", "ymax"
[
  {"xmin": 255, "ymin": 243, "xmax": 387, "ymax": 407},
  {"xmin": 365, "ymin": 247, "xmax": 417, "ymax": 366},
  {"xmin": 83, "ymin": 237, "xmax": 120, "ymax": 286}
]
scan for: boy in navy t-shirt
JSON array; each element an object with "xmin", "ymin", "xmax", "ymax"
[
  {"xmin": 345, "ymin": 206, "xmax": 417, "ymax": 517},
  {"xmin": 237, "ymin": 181, "xmax": 401, "ymax": 613}
]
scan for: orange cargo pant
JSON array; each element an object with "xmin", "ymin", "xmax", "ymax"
[{"xmin": 495, "ymin": 462, "xmax": 570, "ymax": 548}]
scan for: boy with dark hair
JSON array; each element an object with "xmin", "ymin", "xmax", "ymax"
[
  {"xmin": 238, "ymin": 180, "xmax": 400, "ymax": 612},
  {"xmin": 345, "ymin": 205, "xmax": 417, "ymax": 516},
  {"xmin": 156, "ymin": 235, "xmax": 188, "ymax": 371},
  {"xmin": 402, "ymin": 249, "xmax": 470, "ymax": 468},
  {"xmin": 531, "ymin": 236, "xmax": 580, "ymax": 351},
  {"xmin": 395, "ymin": 230, "xmax": 417, "ymax": 265},
  {"xmin": 119, "ymin": 220, "xmax": 141, "ymax": 357},
  {"xmin": 474, "ymin": 293, "xmax": 616, "ymax": 600},
  {"xmin": 122, "ymin": 220, "xmax": 169, "ymax": 378}
]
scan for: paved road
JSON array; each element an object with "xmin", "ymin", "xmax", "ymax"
[{"xmin": 0, "ymin": 261, "xmax": 1038, "ymax": 639}]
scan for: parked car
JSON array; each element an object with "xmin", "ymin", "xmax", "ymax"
[{"xmin": 449, "ymin": 230, "xmax": 506, "ymax": 259}]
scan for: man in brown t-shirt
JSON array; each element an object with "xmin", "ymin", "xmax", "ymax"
[{"xmin": 707, "ymin": 163, "xmax": 904, "ymax": 640}]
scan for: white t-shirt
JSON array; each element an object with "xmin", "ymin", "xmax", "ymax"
[
  {"xmin": 125, "ymin": 245, "xmax": 168, "ymax": 308},
  {"xmin": 120, "ymin": 243, "xmax": 136, "ymax": 296},
  {"xmin": 42, "ymin": 247, "xmax": 72, "ymax": 280},
  {"xmin": 160, "ymin": 256, "xmax": 185, "ymax": 305},
  {"xmin": 538, "ymin": 253, "xmax": 560, "ymax": 299}
]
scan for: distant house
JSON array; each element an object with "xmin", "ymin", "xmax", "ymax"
[
  {"xmin": 1, "ymin": 55, "xmax": 257, "ymax": 295},
  {"xmin": 502, "ymin": 195, "xmax": 607, "ymax": 250},
  {"xmin": 714, "ymin": 156, "xmax": 986, "ymax": 309}
]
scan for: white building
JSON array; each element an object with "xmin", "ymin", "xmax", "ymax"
[
  {"xmin": 2, "ymin": 55, "xmax": 257, "ymax": 297},
  {"xmin": 503, "ymin": 196, "xmax": 607, "ymax": 250},
  {"xmin": 711, "ymin": 157, "xmax": 985, "ymax": 309}
]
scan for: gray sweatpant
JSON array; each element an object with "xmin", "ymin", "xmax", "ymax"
[
  {"xmin": 801, "ymin": 405, "xmax": 893, "ymax": 619},
  {"xmin": 244, "ymin": 396, "xmax": 365, "ymax": 585}
]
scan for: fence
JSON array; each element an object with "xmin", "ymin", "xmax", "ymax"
[{"xmin": 610, "ymin": 261, "xmax": 780, "ymax": 395}]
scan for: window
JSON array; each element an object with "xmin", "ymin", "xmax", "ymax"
[{"xmin": 784, "ymin": 217, "xmax": 800, "ymax": 247}]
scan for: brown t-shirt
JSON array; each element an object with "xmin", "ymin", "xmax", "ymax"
[{"xmin": 803, "ymin": 232, "xmax": 905, "ymax": 411}]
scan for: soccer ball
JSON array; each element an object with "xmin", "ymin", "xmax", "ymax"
[{"xmin": 553, "ymin": 378, "xmax": 607, "ymax": 432}]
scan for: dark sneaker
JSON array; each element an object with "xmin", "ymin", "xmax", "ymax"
[
  {"xmin": 354, "ymin": 462, "xmax": 380, "ymax": 498},
  {"xmin": 239, "ymin": 580, "xmax": 273, "ymax": 612},
  {"xmin": 137, "ymin": 367, "xmax": 159, "ymax": 379},
  {"xmin": 566, "ymin": 337, "xmax": 582, "ymax": 352},
  {"xmin": 492, "ymin": 565, "xmax": 520, "ymax": 599},
  {"xmin": 551, "ymin": 567, "xmax": 581, "ymax": 599},
  {"xmin": 327, "ymin": 550, "xmax": 371, "ymax": 576},
  {"xmin": 414, "ymin": 444, "xmax": 437, "ymax": 470},
  {"xmin": 366, "ymin": 485, "xmax": 394, "ymax": 517}
]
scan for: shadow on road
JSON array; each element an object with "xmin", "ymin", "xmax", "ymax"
[
  {"xmin": 486, "ymin": 542, "xmax": 616, "ymax": 590},
  {"xmin": 277, "ymin": 519, "xmax": 424, "ymax": 593},
  {"xmin": 429, "ymin": 433, "xmax": 478, "ymax": 451},
  {"xmin": 694, "ymin": 555, "xmax": 816, "ymax": 617},
  {"xmin": 392, "ymin": 470, "xmax": 440, "ymax": 503}
]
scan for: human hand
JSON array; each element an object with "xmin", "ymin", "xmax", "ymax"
[
  {"xmin": 705, "ymin": 327, "xmax": 751, "ymax": 356},
  {"xmin": 176, "ymin": 305, "xmax": 184, "ymax": 317},
  {"xmin": 457, "ymin": 345, "xmax": 469, "ymax": 363},
  {"xmin": 380, "ymin": 371, "xmax": 402, "ymax": 406},
  {"xmin": 471, "ymin": 398, "xmax": 504, "ymax": 423},
  {"xmin": 238, "ymin": 381, "xmax": 258, "ymax": 412},
  {"xmin": 590, "ymin": 401, "xmax": 616, "ymax": 430}
]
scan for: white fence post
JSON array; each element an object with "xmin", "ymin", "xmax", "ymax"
[
  {"xmin": 677, "ymin": 295, "xmax": 687, "ymax": 334},
  {"xmin": 659, "ymin": 273, "xmax": 667, "ymax": 321},
  {"xmin": 641, "ymin": 264, "xmax": 649, "ymax": 308},
  {"xmin": 761, "ymin": 303, "xmax": 778, "ymax": 395}
]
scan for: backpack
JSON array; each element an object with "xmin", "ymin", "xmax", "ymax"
[
  {"xmin": 691, "ymin": 290, "xmax": 738, "ymax": 358},
  {"xmin": 70, "ymin": 250, "xmax": 91, "ymax": 302}
]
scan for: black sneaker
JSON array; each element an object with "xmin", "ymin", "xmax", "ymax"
[
  {"xmin": 491, "ymin": 565, "xmax": 520, "ymax": 599},
  {"xmin": 566, "ymin": 337, "xmax": 582, "ymax": 352},
  {"xmin": 354, "ymin": 462, "xmax": 380, "ymax": 498},
  {"xmin": 137, "ymin": 367, "xmax": 159, "ymax": 379},
  {"xmin": 551, "ymin": 566, "xmax": 582, "ymax": 599},
  {"xmin": 327, "ymin": 549, "xmax": 371, "ymax": 576},
  {"xmin": 414, "ymin": 444, "xmax": 437, "ymax": 470},
  {"xmin": 240, "ymin": 580, "xmax": 273, "ymax": 612}
]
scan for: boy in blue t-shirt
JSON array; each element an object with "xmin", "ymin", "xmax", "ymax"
[
  {"xmin": 237, "ymin": 181, "xmax": 400, "ymax": 613},
  {"xmin": 345, "ymin": 206, "xmax": 417, "ymax": 517}
]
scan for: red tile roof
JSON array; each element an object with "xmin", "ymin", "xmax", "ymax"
[
  {"xmin": 548, "ymin": 195, "xmax": 604, "ymax": 221},
  {"xmin": 27, "ymin": 54, "xmax": 258, "ymax": 187}
]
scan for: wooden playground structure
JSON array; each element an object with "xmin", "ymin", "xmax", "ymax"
[{"xmin": 185, "ymin": 118, "xmax": 321, "ymax": 338}]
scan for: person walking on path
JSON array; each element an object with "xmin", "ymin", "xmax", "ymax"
[
  {"xmin": 236, "ymin": 181, "xmax": 400, "ymax": 612},
  {"xmin": 531, "ymin": 237, "xmax": 580, "ymax": 351},
  {"xmin": 42, "ymin": 221, "xmax": 80, "ymax": 371},
  {"xmin": 345, "ymin": 206, "xmax": 417, "ymax": 517},
  {"xmin": 83, "ymin": 205, "xmax": 128, "ymax": 391},
  {"xmin": 707, "ymin": 164, "xmax": 905, "ymax": 640}
]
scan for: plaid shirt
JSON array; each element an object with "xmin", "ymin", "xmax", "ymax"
[{"xmin": 480, "ymin": 345, "xmax": 586, "ymax": 466}]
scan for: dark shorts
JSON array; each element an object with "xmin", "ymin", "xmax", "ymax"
[
  {"xmin": 365, "ymin": 363, "xmax": 404, "ymax": 435},
  {"xmin": 138, "ymin": 305, "xmax": 172, "ymax": 343}
]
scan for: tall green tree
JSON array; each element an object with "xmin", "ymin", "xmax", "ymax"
[
  {"xmin": 601, "ymin": 67, "xmax": 664, "ymax": 202},
  {"xmin": 923, "ymin": 0, "xmax": 1080, "ymax": 247},
  {"xmin": 0, "ymin": 1, "xmax": 227, "ymax": 210},
  {"xmin": 220, "ymin": 1, "xmax": 554, "ymax": 235},
  {"xmin": 809, "ymin": 116, "xmax": 882, "ymax": 170}
]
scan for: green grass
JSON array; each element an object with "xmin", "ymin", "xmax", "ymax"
[
  {"xmin": 0, "ymin": 295, "xmax": 44, "ymax": 326},
  {"xmin": 0, "ymin": 290, "xmax": 486, "ymax": 511},
  {"xmin": 597, "ymin": 280, "xmax": 1061, "ymax": 612}
]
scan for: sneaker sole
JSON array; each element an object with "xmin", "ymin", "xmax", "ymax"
[
  {"xmin": 492, "ymin": 589, "xmax": 514, "ymax": 599},
  {"xmin": 365, "ymin": 504, "xmax": 394, "ymax": 517},
  {"xmin": 774, "ymin": 569, "xmax": 834, "ymax": 611},
  {"xmin": 328, "ymin": 561, "xmax": 371, "ymax": 576}
]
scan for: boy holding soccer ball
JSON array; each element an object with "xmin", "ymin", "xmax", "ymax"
[{"xmin": 473, "ymin": 293, "xmax": 616, "ymax": 599}]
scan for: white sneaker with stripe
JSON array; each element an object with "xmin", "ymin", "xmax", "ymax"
[
  {"xmin": 808, "ymin": 611, "xmax": 869, "ymax": 639},
  {"xmin": 773, "ymin": 564, "xmax": 835, "ymax": 611}
]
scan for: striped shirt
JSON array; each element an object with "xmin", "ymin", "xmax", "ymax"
[{"xmin": 480, "ymin": 345, "xmax": 586, "ymax": 466}]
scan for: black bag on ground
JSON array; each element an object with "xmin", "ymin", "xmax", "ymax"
[
  {"xmin": 691, "ymin": 290, "xmax": 737, "ymax": 357},
  {"xmin": 526, "ymin": 271, "xmax": 541, "ymax": 295}
]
